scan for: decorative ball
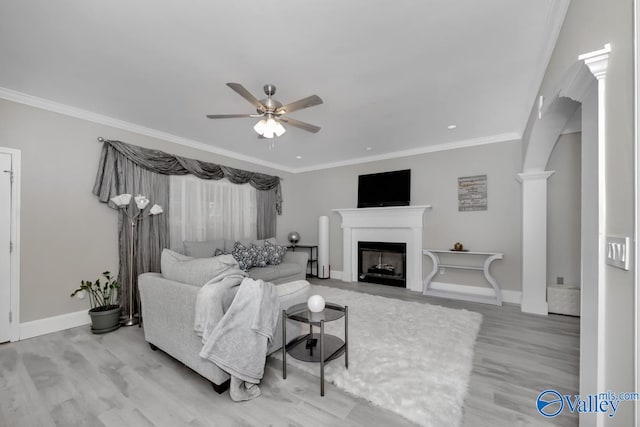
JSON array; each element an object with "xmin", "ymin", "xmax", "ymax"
[
  {"xmin": 307, "ymin": 295, "xmax": 326, "ymax": 313},
  {"xmin": 288, "ymin": 231, "xmax": 300, "ymax": 245}
]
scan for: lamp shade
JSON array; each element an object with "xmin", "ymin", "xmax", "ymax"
[
  {"xmin": 149, "ymin": 204, "xmax": 163, "ymax": 215},
  {"xmin": 254, "ymin": 119, "xmax": 267, "ymax": 135},
  {"xmin": 134, "ymin": 195, "xmax": 150, "ymax": 210},
  {"xmin": 274, "ymin": 121, "xmax": 286, "ymax": 137},
  {"xmin": 110, "ymin": 193, "xmax": 132, "ymax": 207}
]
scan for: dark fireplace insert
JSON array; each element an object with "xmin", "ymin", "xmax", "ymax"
[{"xmin": 357, "ymin": 241, "xmax": 407, "ymax": 287}]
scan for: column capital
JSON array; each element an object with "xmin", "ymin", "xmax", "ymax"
[
  {"xmin": 579, "ymin": 43, "xmax": 610, "ymax": 80},
  {"xmin": 517, "ymin": 170, "xmax": 555, "ymax": 183}
]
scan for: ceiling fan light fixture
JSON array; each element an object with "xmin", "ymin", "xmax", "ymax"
[
  {"xmin": 253, "ymin": 119, "xmax": 267, "ymax": 135},
  {"xmin": 274, "ymin": 121, "xmax": 286, "ymax": 137},
  {"xmin": 254, "ymin": 116, "xmax": 286, "ymax": 138}
]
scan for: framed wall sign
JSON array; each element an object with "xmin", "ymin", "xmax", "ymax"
[{"xmin": 458, "ymin": 174, "xmax": 487, "ymax": 211}]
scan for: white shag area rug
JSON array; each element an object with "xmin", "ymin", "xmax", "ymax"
[{"xmin": 271, "ymin": 285, "xmax": 482, "ymax": 427}]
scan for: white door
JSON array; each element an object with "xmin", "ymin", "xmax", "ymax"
[{"xmin": 0, "ymin": 153, "xmax": 11, "ymax": 343}]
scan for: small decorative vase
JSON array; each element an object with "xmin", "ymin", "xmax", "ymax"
[
  {"xmin": 288, "ymin": 231, "xmax": 300, "ymax": 246},
  {"xmin": 453, "ymin": 242, "xmax": 464, "ymax": 251}
]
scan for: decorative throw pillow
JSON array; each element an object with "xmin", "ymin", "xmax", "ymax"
[
  {"xmin": 253, "ymin": 243, "xmax": 270, "ymax": 268},
  {"xmin": 232, "ymin": 241, "xmax": 257, "ymax": 271},
  {"xmin": 265, "ymin": 240, "xmax": 287, "ymax": 265}
]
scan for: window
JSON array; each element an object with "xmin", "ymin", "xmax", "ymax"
[{"xmin": 169, "ymin": 175, "xmax": 257, "ymax": 245}]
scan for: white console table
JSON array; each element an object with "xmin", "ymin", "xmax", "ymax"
[{"xmin": 423, "ymin": 249, "xmax": 503, "ymax": 306}]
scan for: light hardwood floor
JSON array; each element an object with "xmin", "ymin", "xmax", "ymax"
[{"xmin": 0, "ymin": 278, "xmax": 579, "ymax": 426}]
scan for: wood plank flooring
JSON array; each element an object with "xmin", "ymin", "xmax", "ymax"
[{"xmin": 0, "ymin": 278, "xmax": 579, "ymax": 426}]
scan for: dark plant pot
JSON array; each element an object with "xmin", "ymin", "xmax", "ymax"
[{"xmin": 89, "ymin": 305, "xmax": 121, "ymax": 334}]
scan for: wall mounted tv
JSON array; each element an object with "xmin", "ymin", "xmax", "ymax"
[{"xmin": 357, "ymin": 169, "xmax": 411, "ymax": 208}]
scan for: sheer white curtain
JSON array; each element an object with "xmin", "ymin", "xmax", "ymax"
[{"xmin": 169, "ymin": 175, "xmax": 257, "ymax": 246}]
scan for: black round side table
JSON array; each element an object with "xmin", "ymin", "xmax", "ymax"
[{"xmin": 282, "ymin": 302, "xmax": 348, "ymax": 396}]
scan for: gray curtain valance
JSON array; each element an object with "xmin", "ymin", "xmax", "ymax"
[{"xmin": 93, "ymin": 139, "xmax": 282, "ymax": 214}]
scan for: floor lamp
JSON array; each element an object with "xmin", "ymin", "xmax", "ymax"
[{"xmin": 110, "ymin": 193, "xmax": 163, "ymax": 326}]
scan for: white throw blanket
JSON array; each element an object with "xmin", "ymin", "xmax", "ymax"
[
  {"xmin": 194, "ymin": 267, "xmax": 247, "ymax": 340},
  {"xmin": 195, "ymin": 271, "xmax": 280, "ymax": 389}
]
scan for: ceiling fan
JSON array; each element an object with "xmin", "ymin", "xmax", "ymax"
[{"xmin": 206, "ymin": 83, "xmax": 323, "ymax": 139}]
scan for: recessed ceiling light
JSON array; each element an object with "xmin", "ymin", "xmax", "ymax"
[
  {"xmin": 447, "ymin": 124, "xmax": 457, "ymax": 130},
  {"xmin": 366, "ymin": 147, "xmax": 373, "ymax": 151},
  {"xmin": 295, "ymin": 155, "xmax": 302, "ymax": 159}
]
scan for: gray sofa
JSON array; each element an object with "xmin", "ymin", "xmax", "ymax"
[
  {"xmin": 182, "ymin": 238, "xmax": 307, "ymax": 284},
  {"xmin": 139, "ymin": 241, "xmax": 310, "ymax": 392}
]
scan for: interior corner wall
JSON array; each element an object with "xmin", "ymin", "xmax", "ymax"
[
  {"xmin": 283, "ymin": 139, "xmax": 523, "ymax": 293},
  {"xmin": 533, "ymin": 0, "xmax": 634, "ymax": 425},
  {"xmin": 0, "ymin": 98, "xmax": 291, "ymax": 323},
  {"xmin": 547, "ymin": 132, "xmax": 581, "ymax": 287}
]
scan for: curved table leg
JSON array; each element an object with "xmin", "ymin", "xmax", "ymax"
[
  {"xmin": 483, "ymin": 253, "xmax": 504, "ymax": 305},
  {"xmin": 422, "ymin": 250, "xmax": 439, "ymax": 295}
]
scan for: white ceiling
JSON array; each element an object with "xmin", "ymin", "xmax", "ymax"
[{"xmin": 0, "ymin": 0, "xmax": 568, "ymax": 173}]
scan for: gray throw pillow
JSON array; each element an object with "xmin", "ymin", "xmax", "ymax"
[
  {"xmin": 183, "ymin": 239, "xmax": 224, "ymax": 258},
  {"xmin": 161, "ymin": 249, "xmax": 239, "ymax": 286}
]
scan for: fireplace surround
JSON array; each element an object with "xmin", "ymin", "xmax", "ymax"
[{"xmin": 333, "ymin": 205, "xmax": 431, "ymax": 292}]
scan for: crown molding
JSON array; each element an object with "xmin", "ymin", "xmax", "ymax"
[
  {"xmin": 290, "ymin": 132, "xmax": 521, "ymax": 173},
  {"xmin": 0, "ymin": 87, "xmax": 295, "ymax": 173},
  {"xmin": 1, "ymin": 87, "xmax": 521, "ymax": 174}
]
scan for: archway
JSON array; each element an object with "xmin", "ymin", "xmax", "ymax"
[{"xmin": 520, "ymin": 44, "xmax": 610, "ymax": 407}]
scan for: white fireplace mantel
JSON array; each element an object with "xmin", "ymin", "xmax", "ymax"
[{"xmin": 333, "ymin": 205, "xmax": 431, "ymax": 292}]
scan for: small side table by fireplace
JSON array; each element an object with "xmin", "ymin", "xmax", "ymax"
[
  {"xmin": 282, "ymin": 302, "xmax": 348, "ymax": 396},
  {"xmin": 287, "ymin": 245, "xmax": 318, "ymax": 277}
]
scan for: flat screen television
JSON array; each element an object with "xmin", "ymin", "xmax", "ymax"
[{"xmin": 357, "ymin": 169, "xmax": 411, "ymax": 208}]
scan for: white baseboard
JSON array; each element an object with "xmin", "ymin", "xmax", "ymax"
[
  {"xmin": 429, "ymin": 281, "xmax": 522, "ymax": 305},
  {"xmin": 316, "ymin": 272, "xmax": 522, "ymax": 305},
  {"xmin": 19, "ymin": 309, "xmax": 90, "ymax": 340},
  {"xmin": 329, "ymin": 270, "xmax": 343, "ymax": 280}
]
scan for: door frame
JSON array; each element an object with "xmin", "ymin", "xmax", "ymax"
[
  {"xmin": 635, "ymin": 1, "xmax": 639, "ymax": 424},
  {"xmin": 0, "ymin": 147, "xmax": 20, "ymax": 342}
]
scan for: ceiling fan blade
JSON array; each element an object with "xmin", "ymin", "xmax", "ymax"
[
  {"xmin": 279, "ymin": 116, "xmax": 321, "ymax": 133},
  {"xmin": 226, "ymin": 83, "xmax": 266, "ymax": 112},
  {"xmin": 276, "ymin": 95, "xmax": 323, "ymax": 115},
  {"xmin": 206, "ymin": 114, "xmax": 262, "ymax": 119}
]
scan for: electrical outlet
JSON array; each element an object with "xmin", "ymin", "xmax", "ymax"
[
  {"xmin": 557, "ymin": 277, "xmax": 564, "ymax": 285},
  {"xmin": 439, "ymin": 267, "xmax": 445, "ymax": 275}
]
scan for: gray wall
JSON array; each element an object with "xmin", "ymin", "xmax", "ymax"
[
  {"xmin": 283, "ymin": 140, "xmax": 523, "ymax": 292},
  {"xmin": 532, "ymin": 0, "xmax": 634, "ymax": 424},
  {"xmin": 0, "ymin": 98, "xmax": 291, "ymax": 322},
  {"xmin": 547, "ymin": 132, "xmax": 581, "ymax": 286}
]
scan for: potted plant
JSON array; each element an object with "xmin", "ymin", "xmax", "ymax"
[{"xmin": 71, "ymin": 271, "xmax": 121, "ymax": 334}]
